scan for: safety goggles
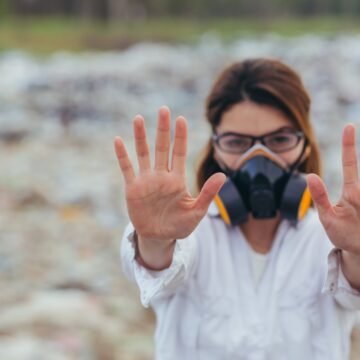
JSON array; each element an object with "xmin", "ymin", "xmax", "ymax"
[{"xmin": 212, "ymin": 126, "xmax": 305, "ymax": 154}]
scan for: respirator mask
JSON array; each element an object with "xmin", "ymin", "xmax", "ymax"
[{"xmin": 212, "ymin": 128, "xmax": 311, "ymax": 226}]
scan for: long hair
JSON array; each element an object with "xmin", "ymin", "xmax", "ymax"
[{"xmin": 195, "ymin": 58, "xmax": 322, "ymax": 193}]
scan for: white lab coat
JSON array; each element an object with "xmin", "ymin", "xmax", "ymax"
[{"xmin": 120, "ymin": 203, "xmax": 360, "ymax": 360}]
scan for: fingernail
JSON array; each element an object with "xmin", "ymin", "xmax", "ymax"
[
  {"xmin": 344, "ymin": 124, "xmax": 355, "ymax": 138},
  {"xmin": 159, "ymin": 105, "xmax": 169, "ymax": 113}
]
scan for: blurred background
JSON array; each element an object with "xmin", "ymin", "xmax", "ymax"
[{"xmin": 1, "ymin": 0, "xmax": 360, "ymax": 359}]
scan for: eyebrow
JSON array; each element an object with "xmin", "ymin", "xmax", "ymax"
[{"xmin": 215, "ymin": 126, "xmax": 297, "ymax": 137}]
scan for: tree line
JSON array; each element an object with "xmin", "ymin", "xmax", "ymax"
[{"xmin": 1, "ymin": 0, "xmax": 359, "ymax": 20}]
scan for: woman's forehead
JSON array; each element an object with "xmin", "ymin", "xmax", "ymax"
[{"xmin": 218, "ymin": 101, "xmax": 294, "ymax": 135}]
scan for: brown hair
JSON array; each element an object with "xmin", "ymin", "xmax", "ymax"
[{"xmin": 195, "ymin": 58, "xmax": 322, "ymax": 193}]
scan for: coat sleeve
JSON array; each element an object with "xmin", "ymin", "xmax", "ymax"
[
  {"xmin": 120, "ymin": 222, "xmax": 198, "ymax": 308},
  {"xmin": 322, "ymin": 247, "xmax": 360, "ymax": 310}
]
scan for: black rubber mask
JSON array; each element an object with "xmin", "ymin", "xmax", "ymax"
[{"xmin": 214, "ymin": 145, "xmax": 311, "ymax": 226}]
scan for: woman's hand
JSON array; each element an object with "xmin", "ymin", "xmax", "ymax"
[
  {"xmin": 307, "ymin": 124, "xmax": 360, "ymax": 289},
  {"xmin": 114, "ymin": 106, "xmax": 226, "ymax": 269}
]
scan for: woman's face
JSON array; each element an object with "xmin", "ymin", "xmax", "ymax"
[{"xmin": 214, "ymin": 101, "xmax": 308, "ymax": 170}]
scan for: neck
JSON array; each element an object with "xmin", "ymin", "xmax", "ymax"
[{"xmin": 239, "ymin": 212, "xmax": 281, "ymax": 254}]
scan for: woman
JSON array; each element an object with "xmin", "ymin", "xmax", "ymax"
[{"xmin": 115, "ymin": 58, "xmax": 360, "ymax": 359}]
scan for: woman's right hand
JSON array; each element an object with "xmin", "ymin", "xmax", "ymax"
[{"xmin": 114, "ymin": 106, "xmax": 226, "ymax": 269}]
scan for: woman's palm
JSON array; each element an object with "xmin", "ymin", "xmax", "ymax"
[{"xmin": 114, "ymin": 106, "xmax": 225, "ymax": 242}]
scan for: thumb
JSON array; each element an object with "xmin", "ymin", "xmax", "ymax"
[
  {"xmin": 307, "ymin": 173, "xmax": 332, "ymax": 218},
  {"xmin": 194, "ymin": 172, "xmax": 226, "ymax": 214}
]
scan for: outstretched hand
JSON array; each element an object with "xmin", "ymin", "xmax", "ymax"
[
  {"xmin": 307, "ymin": 124, "xmax": 360, "ymax": 256},
  {"xmin": 114, "ymin": 106, "xmax": 226, "ymax": 243}
]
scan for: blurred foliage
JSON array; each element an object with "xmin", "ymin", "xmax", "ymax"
[
  {"xmin": 4, "ymin": 0, "xmax": 360, "ymax": 19},
  {"xmin": 0, "ymin": 16, "xmax": 360, "ymax": 53},
  {"xmin": 1, "ymin": 0, "xmax": 360, "ymax": 53},
  {"xmin": 0, "ymin": 0, "xmax": 9, "ymax": 17}
]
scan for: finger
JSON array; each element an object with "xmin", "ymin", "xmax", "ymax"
[
  {"xmin": 307, "ymin": 173, "xmax": 333, "ymax": 218},
  {"xmin": 194, "ymin": 172, "xmax": 227, "ymax": 214},
  {"xmin": 133, "ymin": 115, "xmax": 151, "ymax": 173},
  {"xmin": 114, "ymin": 136, "xmax": 136, "ymax": 184},
  {"xmin": 154, "ymin": 106, "xmax": 171, "ymax": 171},
  {"xmin": 171, "ymin": 116, "xmax": 187, "ymax": 176},
  {"xmin": 342, "ymin": 123, "xmax": 359, "ymax": 187}
]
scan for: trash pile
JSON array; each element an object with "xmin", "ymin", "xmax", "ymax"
[{"xmin": 1, "ymin": 33, "xmax": 360, "ymax": 359}]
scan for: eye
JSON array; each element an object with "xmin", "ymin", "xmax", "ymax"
[
  {"xmin": 225, "ymin": 138, "xmax": 248, "ymax": 146},
  {"xmin": 270, "ymin": 135, "xmax": 292, "ymax": 144},
  {"xmin": 221, "ymin": 136, "xmax": 251, "ymax": 149},
  {"xmin": 265, "ymin": 130, "xmax": 299, "ymax": 152}
]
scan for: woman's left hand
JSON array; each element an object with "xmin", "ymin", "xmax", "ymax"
[
  {"xmin": 307, "ymin": 124, "xmax": 360, "ymax": 290},
  {"xmin": 307, "ymin": 124, "xmax": 360, "ymax": 256}
]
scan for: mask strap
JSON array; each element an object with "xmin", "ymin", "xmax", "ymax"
[
  {"xmin": 214, "ymin": 138, "xmax": 309, "ymax": 176},
  {"xmin": 213, "ymin": 152, "xmax": 236, "ymax": 177},
  {"xmin": 288, "ymin": 139, "xmax": 309, "ymax": 173}
]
